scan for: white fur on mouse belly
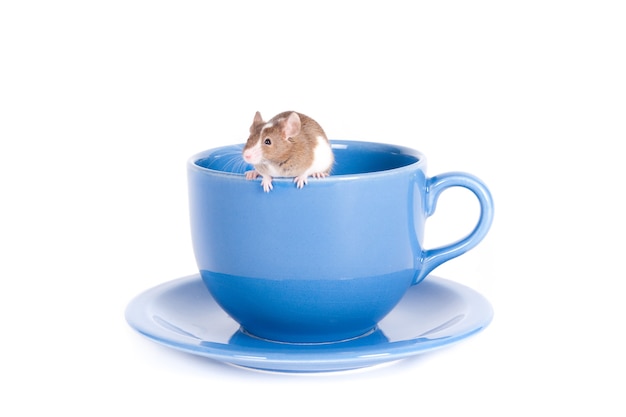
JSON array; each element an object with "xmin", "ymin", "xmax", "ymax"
[{"xmin": 305, "ymin": 136, "xmax": 334, "ymax": 175}]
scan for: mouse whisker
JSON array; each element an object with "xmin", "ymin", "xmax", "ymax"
[{"xmin": 217, "ymin": 148, "xmax": 250, "ymax": 174}]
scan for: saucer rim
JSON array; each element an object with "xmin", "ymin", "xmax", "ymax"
[{"xmin": 125, "ymin": 274, "xmax": 493, "ymax": 372}]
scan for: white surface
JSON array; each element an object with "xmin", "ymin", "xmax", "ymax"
[{"xmin": 1, "ymin": 1, "xmax": 624, "ymax": 415}]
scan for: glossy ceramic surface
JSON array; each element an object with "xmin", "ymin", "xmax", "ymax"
[
  {"xmin": 187, "ymin": 140, "xmax": 494, "ymax": 343},
  {"xmin": 125, "ymin": 274, "xmax": 493, "ymax": 372}
]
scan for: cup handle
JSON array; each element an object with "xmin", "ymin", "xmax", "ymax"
[{"xmin": 413, "ymin": 172, "xmax": 494, "ymax": 285}]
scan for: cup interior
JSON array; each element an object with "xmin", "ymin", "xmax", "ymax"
[{"xmin": 194, "ymin": 140, "xmax": 422, "ymax": 176}]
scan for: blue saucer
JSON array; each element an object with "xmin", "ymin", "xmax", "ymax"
[{"xmin": 125, "ymin": 275, "xmax": 493, "ymax": 372}]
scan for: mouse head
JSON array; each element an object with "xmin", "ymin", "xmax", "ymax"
[{"xmin": 243, "ymin": 111, "xmax": 301, "ymax": 165}]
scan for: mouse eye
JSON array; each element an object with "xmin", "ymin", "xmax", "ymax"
[{"xmin": 264, "ymin": 138, "xmax": 271, "ymax": 145}]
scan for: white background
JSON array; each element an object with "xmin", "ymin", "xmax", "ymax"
[{"xmin": 1, "ymin": 1, "xmax": 624, "ymax": 415}]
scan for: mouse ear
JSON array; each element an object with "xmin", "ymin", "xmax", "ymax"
[
  {"xmin": 250, "ymin": 111, "xmax": 264, "ymax": 132},
  {"xmin": 282, "ymin": 112, "xmax": 301, "ymax": 139}
]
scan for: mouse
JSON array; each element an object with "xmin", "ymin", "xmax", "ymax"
[{"xmin": 242, "ymin": 111, "xmax": 334, "ymax": 192}]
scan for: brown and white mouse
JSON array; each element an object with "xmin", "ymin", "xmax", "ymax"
[{"xmin": 242, "ymin": 111, "xmax": 334, "ymax": 192}]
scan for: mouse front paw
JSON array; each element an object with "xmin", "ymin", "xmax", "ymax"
[
  {"xmin": 261, "ymin": 176, "xmax": 273, "ymax": 192},
  {"xmin": 294, "ymin": 175, "xmax": 309, "ymax": 189},
  {"xmin": 245, "ymin": 170, "xmax": 260, "ymax": 180},
  {"xmin": 311, "ymin": 172, "xmax": 329, "ymax": 179}
]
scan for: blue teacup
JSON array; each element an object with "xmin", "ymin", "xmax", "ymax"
[{"xmin": 188, "ymin": 140, "xmax": 493, "ymax": 343}]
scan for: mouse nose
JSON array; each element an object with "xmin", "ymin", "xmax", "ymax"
[{"xmin": 243, "ymin": 150, "xmax": 256, "ymax": 163}]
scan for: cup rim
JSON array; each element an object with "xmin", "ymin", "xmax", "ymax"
[{"xmin": 188, "ymin": 139, "xmax": 427, "ymax": 182}]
